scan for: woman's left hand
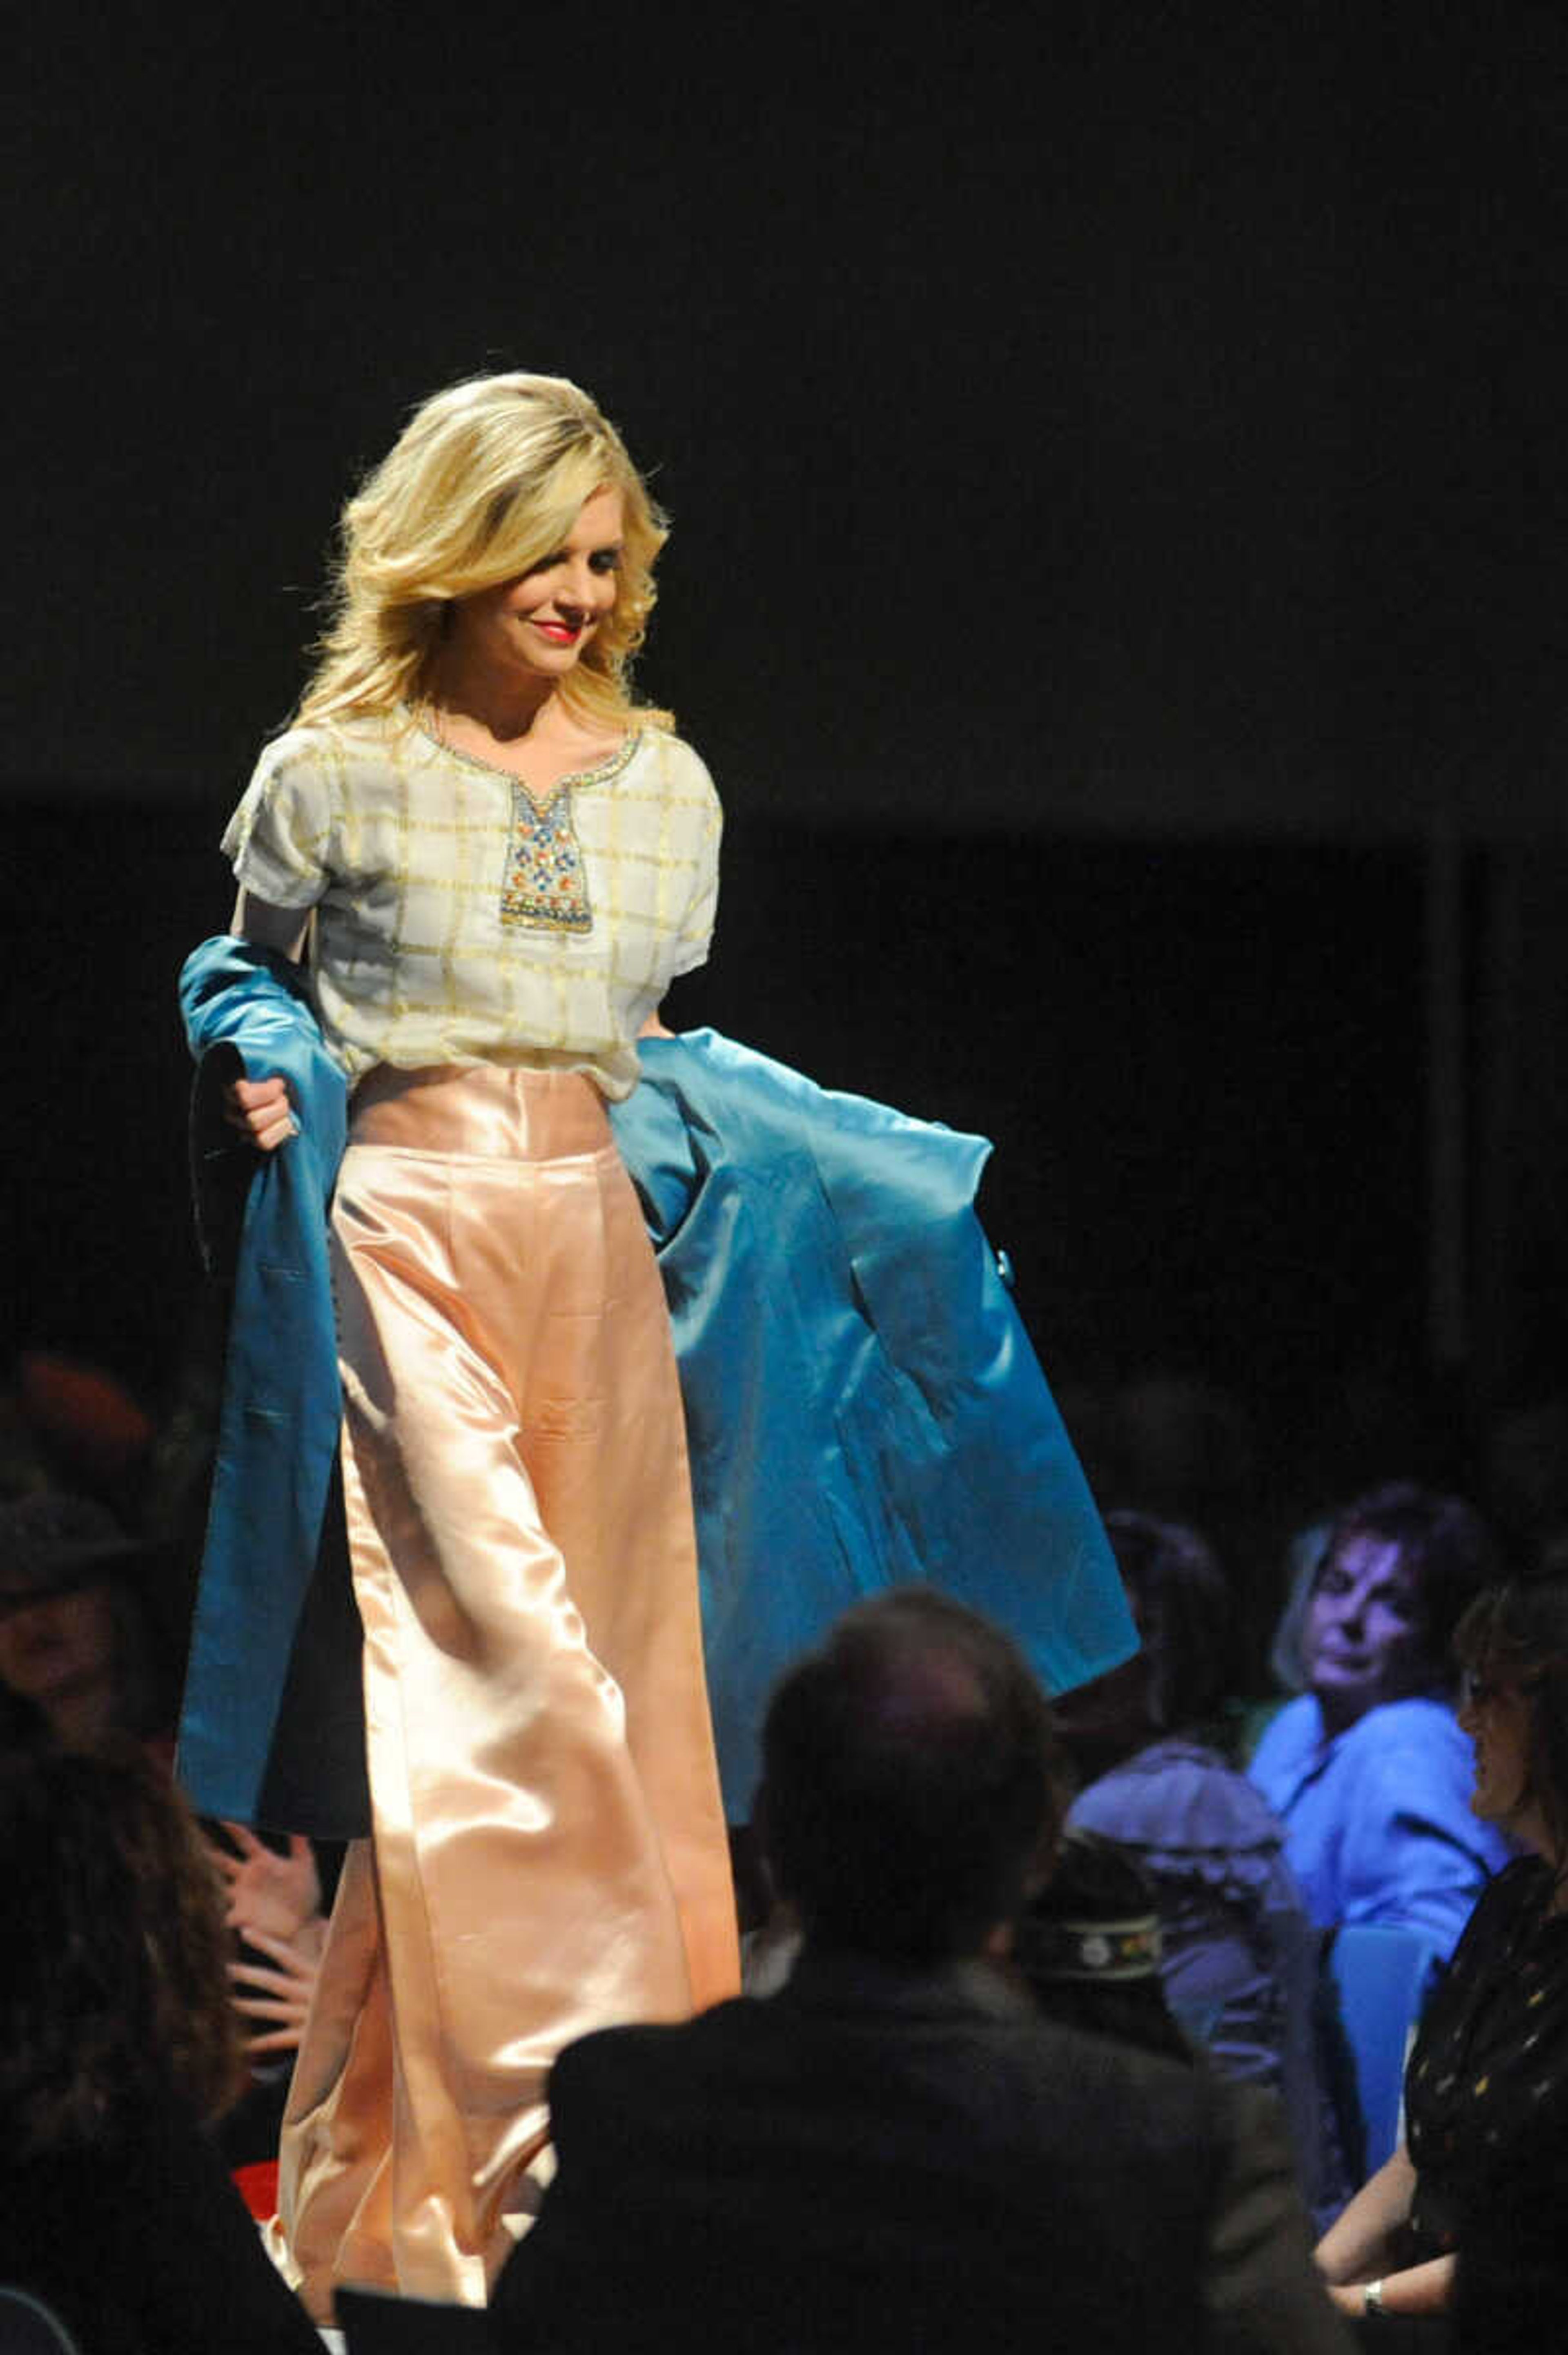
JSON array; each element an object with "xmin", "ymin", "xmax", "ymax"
[{"xmin": 223, "ymin": 1074, "xmax": 298, "ymax": 1153}]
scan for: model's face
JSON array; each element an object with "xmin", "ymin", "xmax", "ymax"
[
  {"xmin": 1459, "ymin": 1667, "xmax": 1534, "ymax": 1834},
  {"xmin": 1305, "ymin": 1535, "xmax": 1432, "ymax": 1729},
  {"xmin": 448, "ymin": 485, "xmax": 624, "ymax": 691},
  {"xmin": 0, "ymin": 1574, "xmax": 118, "ymax": 1730}
]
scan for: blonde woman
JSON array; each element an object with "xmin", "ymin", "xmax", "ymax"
[{"xmin": 179, "ymin": 373, "xmax": 737, "ymax": 2315}]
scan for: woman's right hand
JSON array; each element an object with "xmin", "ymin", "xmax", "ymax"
[
  {"xmin": 224, "ymin": 1074, "xmax": 298, "ymax": 1153},
  {"xmin": 228, "ymin": 1920, "xmax": 326, "ymax": 2056},
  {"xmin": 209, "ymin": 1822, "xmax": 321, "ymax": 1942}
]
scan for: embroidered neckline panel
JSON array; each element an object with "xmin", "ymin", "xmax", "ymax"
[{"xmin": 500, "ymin": 782, "xmax": 595, "ymax": 934}]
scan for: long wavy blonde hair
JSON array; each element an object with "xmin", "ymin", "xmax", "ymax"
[{"xmin": 294, "ymin": 372, "xmax": 673, "ymax": 733}]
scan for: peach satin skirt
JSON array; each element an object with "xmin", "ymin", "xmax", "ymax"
[{"xmin": 276, "ymin": 1065, "xmax": 738, "ymax": 2314}]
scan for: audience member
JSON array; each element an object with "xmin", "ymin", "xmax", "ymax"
[
  {"xmin": 1315, "ymin": 1571, "xmax": 1568, "ymax": 2348},
  {"xmin": 1058, "ymin": 1510, "xmax": 1343, "ymax": 2221},
  {"xmin": 1013, "ymin": 1823, "xmax": 1195, "ymax": 2063},
  {"xmin": 0, "ymin": 1488, "xmax": 329, "ymax": 2159},
  {"xmin": 0, "ymin": 1489, "xmax": 176, "ymax": 1754},
  {"xmin": 0, "ymin": 1727, "xmax": 322, "ymax": 2352},
  {"xmin": 491, "ymin": 1589, "xmax": 1347, "ymax": 2352},
  {"xmin": 1249, "ymin": 1484, "xmax": 1511, "ymax": 1956},
  {"xmin": 1267, "ymin": 1517, "xmax": 1334, "ymax": 1697},
  {"xmin": 209, "ymin": 1816, "xmax": 334, "ymax": 2173},
  {"xmin": 1014, "ymin": 1824, "xmax": 1362, "ymax": 2319},
  {"xmin": 211, "ymin": 1818, "xmax": 330, "ymax": 2053}
]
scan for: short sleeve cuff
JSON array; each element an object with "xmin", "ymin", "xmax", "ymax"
[{"xmin": 221, "ymin": 742, "xmax": 332, "ymax": 909}]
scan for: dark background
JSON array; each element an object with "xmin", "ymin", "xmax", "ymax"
[{"xmin": 9, "ymin": 7, "xmax": 1568, "ymax": 1582}]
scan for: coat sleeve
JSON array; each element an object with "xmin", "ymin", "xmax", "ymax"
[{"xmin": 1202, "ymin": 2081, "xmax": 1353, "ymax": 2355}]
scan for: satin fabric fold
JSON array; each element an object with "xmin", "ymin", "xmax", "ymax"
[{"xmin": 278, "ymin": 1064, "xmax": 737, "ymax": 2314}]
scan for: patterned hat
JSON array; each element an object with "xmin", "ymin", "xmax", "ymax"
[{"xmin": 1015, "ymin": 1829, "xmax": 1164, "ymax": 1985}]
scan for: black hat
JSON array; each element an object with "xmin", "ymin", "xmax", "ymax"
[
  {"xmin": 0, "ymin": 1491, "xmax": 155, "ymax": 1604},
  {"xmin": 1015, "ymin": 1830, "xmax": 1163, "ymax": 1985}
]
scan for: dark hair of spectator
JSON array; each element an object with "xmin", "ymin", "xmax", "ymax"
[
  {"xmin": 757, "ymin": 1588, "xmax": 1066, "ymax": 1963},
  {"xmin": 0, "ymin": 1678, "xmax": 53, "ymax": 1753},
  {"xmin": 1318, "ymin": 1482, "xmax": 1499, "ymax": 1675},
  {"xmin": 1453, "ymin": 1575, "xmax": 1568, "ymax": 1867},
  {"xmin": 1103, "ymin": 1510, "xmax": 1231, "ymax": 1730},
  {"xmin": 0, "ymin": 1740, "xmax": 245, "ymax": 2154}
]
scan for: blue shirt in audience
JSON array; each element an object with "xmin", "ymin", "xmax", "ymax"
[{"xmin": 1247, "ymin": 1692, "xmax": 1514, "ymax": 1959}]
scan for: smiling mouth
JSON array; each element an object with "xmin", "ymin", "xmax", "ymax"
[{"xmin": 532, "ymin": 620, "xmax": 584, "ymax": 643}]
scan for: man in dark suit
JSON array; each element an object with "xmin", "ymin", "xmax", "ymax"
[{"xmin": 491, "ymin": 1589, "xmax": 1347, "ymax": 2353}]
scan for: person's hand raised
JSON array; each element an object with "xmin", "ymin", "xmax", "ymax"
[
  {"xmin": 209, "ymin": 1822, "xmax": 321, "ymax": 1943},
  {"xmin": 228, "ymin": 1921, "xmax": 326, "ymax": 2057}
]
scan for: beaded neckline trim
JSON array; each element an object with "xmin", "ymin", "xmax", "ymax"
[{"xmin": 406, "ymin": 706, "xmax": 641, "ymax": 805}]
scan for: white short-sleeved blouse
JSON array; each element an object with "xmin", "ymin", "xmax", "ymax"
[{"xmin": 222, "ymin": 709, "xmax": 722, "ymax": 1096}]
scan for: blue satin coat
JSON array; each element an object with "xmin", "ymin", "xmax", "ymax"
[
  {"xmin": 178, "ymin": 937, "xmax": 364, "ymax": 1832},
  {"xmin": 615, "ymin": 1032, "xmax": 1134, "ymax": 1813},
  {"xmin": 176, "ymin": 940, "xmax": 1133, "ymax": 1830}
]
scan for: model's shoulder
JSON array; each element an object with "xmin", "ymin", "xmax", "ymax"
[
  {"xmin": 650, "ymin": 725, "xmax": 705, "ymax": 760},
  {"xmin": 263, "ymin": 708, "xmax": 401, "ymax": 766},
  {"xmin": 632, "ymin": 726, "xmax": 718, "ymax": 796}
]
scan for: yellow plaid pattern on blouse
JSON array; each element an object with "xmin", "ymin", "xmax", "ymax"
[{"xmin": 222, "ymin": 710, "xmax": 721, "ymax": 1097}]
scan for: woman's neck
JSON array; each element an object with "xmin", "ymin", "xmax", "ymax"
[
  {"xmin": 1515, "ymin": 1805, "xmax": 1568, "ymax": 1893},
  {"xmin": 1314, "ymin": 1689, "xmax": 1366, "ymax": 1742},
  {"xmin": 1313, "ymin": 1670, "xmax": 1445, "ymax": 1745},
  {"xmin": 423, "ymin": 649, "xmax": 564, "ymax": 746}
]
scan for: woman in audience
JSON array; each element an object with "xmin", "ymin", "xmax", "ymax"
[
  {"xmin": 1015, "ymin": 1827, "xmax": 1350, "ymax": 2355},
  {"xmin": 0, "ymin": 1718, "xmax": 322, "ymax": 2352},
  {"xmin": 1314, "ymin": 1571, "xmax": 1568, "ymax": 2346},
  {"xmin": 0, "ymin": 1491, "xmax": 333, "ymax": 2171},
  {"xmin": 1249, "ymin": 1483, "xmax": 1512, "ymax": 1958},
  {"xmin": 0, "ymin": 1489, "xmax": 176, "ymax": 1755},
  {"xmin": 1055, "ymin": 1510, "xmax": 1342, "ymax": 2219}
]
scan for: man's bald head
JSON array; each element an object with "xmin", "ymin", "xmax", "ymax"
[{"xmin": 757, "ymin": 1589, "xmax": 1065, "ymax": 1964}]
